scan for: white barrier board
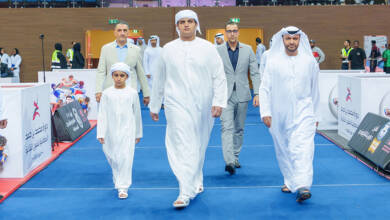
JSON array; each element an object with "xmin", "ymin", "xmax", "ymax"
[
  {"xmin": 0, "ymin": 83, "xmax": 51, "ymax": 178},
  {"xmin": 338, "ymin": 73, "xmax": 390, "ymax": 141}
]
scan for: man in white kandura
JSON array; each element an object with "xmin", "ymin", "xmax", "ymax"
[
  {"xmin": 149, "ymin": 10, "xmax": 227, "ymax": 208},
  {"xmin": 97, "ymin": 62, "xmax": 142, "ymax": 200},
  {"xmin": 214, "ymin": 33, "xmax": 225, "ymax": 46},
  {"xmin": 143, "ymin": 35, "xmax": 162, "ymax": 92},
  {"xmin": 259, "ymin": 39, "xmax": 272, "ymax": 81},
  {"xmin": 258, "ymin": 26, "xmax": 320, "ymax": 203}
]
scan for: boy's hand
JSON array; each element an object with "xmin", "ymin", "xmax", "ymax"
[
  {"xmin": 262, "ymin": 116, "xmax": 272, "ymax": 128},
  {"xmin": 253, "ymin": 95, "xmax": 259, "ymax": 107},
  {"xmin": 211, "ymin": 106, "xmax": 222, "ymax": 118},
  {"xmin": 143, "ymin": 97, "xmax": 150, "ymax": 106},
  {"xmin": 135, "ymin": 138, "xmax": 141, "ymax": 144},
  {"xmin": 150, "ymin": 112, "xmax": 159, "ymax": 121},
  {"xmin": 98, "ymin": 138, "xmax": 105, "ymax": 144}
]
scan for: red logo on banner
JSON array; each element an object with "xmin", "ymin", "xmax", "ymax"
[
  {"xmin": 346, "ymin": 88, "xmax": 352, "ymax": 102},
  {"xmin": 33, "ymin": 101, "xmax": 40, "ymax": 120}
]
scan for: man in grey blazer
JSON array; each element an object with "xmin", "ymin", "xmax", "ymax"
[
  {"xmin": 216, "ymin": 21, "xmax": 260, "ymax": 175},
  {"xmin": 95, "ymin": 21, "xmax": 150, "ymax": 105}
]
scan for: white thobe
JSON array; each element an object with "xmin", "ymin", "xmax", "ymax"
[
  {"xmin": 10, "ymin": 55, "xmax": 22, "ymax": 82},
  {"xmin": 149, "ymin": 37, "xmax": 227, "ymax": 199},
  {"xmin": 97, "ymin": 86, "xmax": 142, "ymax": 189},
  {"xmin": 143, "ymin": 46, "xmax": 162, "ymax": 92},
  {"xmin": 256, "ymin": 43, "xmax": 266, "ymax": 66},
  {"xmin": 259, "ymin": 50, "xmax": 270, "ymax": 82},
  {"xmin": 1, "ymin": 54, "xmax": 11, "ymax": 67},
  {"xmin": 259, "ymin": 52, "xmax": 320, "ymax": 193}
]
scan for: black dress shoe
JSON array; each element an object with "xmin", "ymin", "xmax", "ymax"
[
  {"xmin": 234, "ymin": 161, "xmax": 241, "ymax": 168},
  {"xmin": 225, "ymin": 164, "xmax": 235, "ymax": 175}
]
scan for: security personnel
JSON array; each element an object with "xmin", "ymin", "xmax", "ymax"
[
  {"xmin": 340, "ymin": 40, "xmax": 352, "ymax": 70},
  {"xmin": 51, "ymin": 43, "xmax": 67, "ymax": 70},
  {"xmin": 66, "ymin": 41, "xmax": 76, "ymax": 68}
]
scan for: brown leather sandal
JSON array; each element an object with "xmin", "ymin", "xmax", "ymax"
[{"xmin": 281, "ymin": 185, "xmax": 292, "ymax": 193}]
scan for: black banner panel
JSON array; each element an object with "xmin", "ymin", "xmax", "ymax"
[
  {"xmin": 348, "ymin": 113, "xmax": 390, "ymax": 172},
  {"xmin": 53, "ymin": 101, "xmax": 91, "ymax": 142}
]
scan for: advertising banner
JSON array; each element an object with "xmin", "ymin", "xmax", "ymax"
[
  {"xmin": 38, "ymin": 69, "xmax": 97, "ymax": 120},
  {"xmin": 338, "ymin": 74, "xmax": 390, "ymax": 140},
  {"xmin": 0, "ymin": 83, "xmax": 51, "ymax": 178},
  {"xmin": 338, "ymin": 74, "xmax": 362, "ymax": 140},
  {"xmin": 53, "ymin": 101, "xmax": 91, "ymax": 142},
  {"xmin": 317, "ymin": 70, "xmax": 364, "ymax": 130},
  {"xmin": 364, "ymin": 35, "xmax": 388, "ymax": 72},
  {"xmin": 348, "ymin": 113, "xmax": 390, "ymax": 172}
]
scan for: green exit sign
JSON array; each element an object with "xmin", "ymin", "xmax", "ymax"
[
  {"xmin": 230, "ymin": 18, "xmax": 240, "ymax": 23},
  {"xmin": 108, "ymin": 19, "xmax": 119, "ymax": 24}
]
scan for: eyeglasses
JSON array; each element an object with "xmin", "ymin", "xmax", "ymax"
[
  {"xmin": 113, "ymin": 73, "xmax": 127, "ymax": 78},
  {"xmin": 226, "ymin": 30, "xmax": 239, "ymax": 34}
]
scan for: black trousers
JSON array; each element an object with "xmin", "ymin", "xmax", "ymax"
[
  {"xmin": 384, "ymin": 66, "xmax": 390, "ymax": 74},
  {"xmin": 341, "ymin": 63, "xmax": 349, "ymax": 70},
  {"xmin": 370, "ymin": 60, "xmax": 378, "ymax": 72}
]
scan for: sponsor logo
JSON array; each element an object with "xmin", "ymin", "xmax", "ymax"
[
  {"xmin": 368, "ymin": 122, "xmax": 390, "ymax": 154},
  {"xmin": 377, "ymin": 122, "xmax": 390, "ymax": 141},
  {"xmin": 346, "ymin": 88, "xmax": 352, "ymax": 102},
  {"xmin": 368, "ymin": 138, "xmax": 381, "ymax": 154},
  {"xmin": 72, "ymin": 108, "xmax": 83, "ymax": 129},
  {"xmin": 33, "ymin": 101, "xmax": 40, "ymax": 120}
]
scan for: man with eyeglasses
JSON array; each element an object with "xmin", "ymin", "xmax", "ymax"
[{"xmin": 216, "ymin": 21, "xmax": 260, "ymax": 175}]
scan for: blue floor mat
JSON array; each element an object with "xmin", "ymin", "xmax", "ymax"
[{"xmin": 1, "ymin": 104, "xmax": 390, "ymax": 220}]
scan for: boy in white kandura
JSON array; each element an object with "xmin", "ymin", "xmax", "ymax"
[{"xmin": 97, "ymin": 62, "xmax": 142, "ymax": 199}]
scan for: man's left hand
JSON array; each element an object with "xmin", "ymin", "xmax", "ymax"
[
  {"xmin": 253, "ymin": 95, "xmax": 259, "ymax": 107},
  {"xmin": 143, "ymin": 97, "xmax": 150, "ymax": 106},
  {"xmin": 212, "ymin": 106, "xmax": 222, "ymax": 118}
]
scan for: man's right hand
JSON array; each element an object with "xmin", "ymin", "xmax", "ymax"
[
  {"xmin": 95, "ymin": 92, "xmax": 102, "ymax": 103},
  {"xmin": 0, "ymin": 119, "xmax": 8, "ymax": 129},
  {"xmin": 262, "ymin": 116, "xmax": 272, "ymax": 128},
  {"xmin": 98, "ymin": 138, "xmax": 105, "ymax": 144},
  {"xmin": 150, "ymin": 112, "xmax": 159, "ymax": 121}
]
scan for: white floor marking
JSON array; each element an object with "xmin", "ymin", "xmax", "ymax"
[{"xmin": 20, "ymin": 183, "xmax": 390, "ymax": 191}]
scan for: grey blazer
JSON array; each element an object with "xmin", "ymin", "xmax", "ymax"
[
  {"xmin": 217, "ymin": 42, "xmax": 260, "ymax": 102},
  {"xmin": 96, "ymin": 40, "xmax": 150, "ymax": 97}
]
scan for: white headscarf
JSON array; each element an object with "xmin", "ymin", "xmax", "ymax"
[
  {"xmin": 175, "ymin": 9, "xmax": 201, "ymax": 36},
  {"xmin": 110, "ymin": 62, "xmax": 131, "ymax": 77},
  {"xmin": 268, "ymin": 26, "xmax": 312, "ymax": 59},
  {"xmin": 147, "ymin": 35, "xmax": 160, "ymax": 47},
  {"xmin": 214, "ymin": 33, "xmax": 224, "ymax": 45},
  {"xmin": 127, "ymin": 38, "xmax": 135, "ymax": 45}
]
